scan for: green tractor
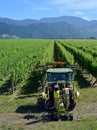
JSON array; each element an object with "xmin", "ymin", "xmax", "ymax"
[{"xmin": 37, "ymin": 62, "xmax": 79, "ymax": 121}]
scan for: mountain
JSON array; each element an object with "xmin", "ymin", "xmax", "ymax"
[
  {"xmin": 0, "ymin": 18, "xmax": 39, "ymax": 26},
  {"xmin": 1, "ymin": 16, "xmax": 97, "ymax": 27},
  {"xmin": 40, "ymin": 16, "xmax": 89, "ymax": 27},
  {"xmin": 0, "ymin": 16, "xmax": 97, "ymax": 39}
]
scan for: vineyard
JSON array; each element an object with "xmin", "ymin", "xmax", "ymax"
[
  {"xmin": 0, "ymin": 39, "xmax": 97, "ymax": 129},
  {"xmin": 0, "ymin": 39, "xmax": 97, "ymax": 92},
  {"xmin": 0, "ymin": 39, "xmax": 54, "ymax": 94}
]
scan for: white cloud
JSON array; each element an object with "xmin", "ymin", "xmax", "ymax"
[
  {"xmin": 73, "ymin": 11, "xmax": 90, "ymax": 21},
  {"xmin": 22, "ymin": 0, "xmax": 97, "ymax": 20},
  {"xmin": 52, "ymin": 0, "xmax": 97, "ymax": 10},
  {"xmin": 81, "ymin": 16, "xmax": 90, "ymax": 21},
  {"xmin": 74, "ymin": 11, "xmax": 83, "ymax": 16}
]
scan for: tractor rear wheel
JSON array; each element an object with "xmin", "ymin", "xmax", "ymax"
[
  {"xmin": 69, "ymin": 114, "xmax": 73, "ymax": 121},
  {"xmin": 49, "ymin": 113, "xmax": 59, "ymax": 121}
]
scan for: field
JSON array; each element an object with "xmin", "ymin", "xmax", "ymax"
[{"xmin": 0, "ymin": 39, "xmax": 97, "ymax": 130}]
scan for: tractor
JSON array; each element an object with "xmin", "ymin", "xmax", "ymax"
[{"xmin": 37, "ymin": 62, "xmax": 79, "ymax": 121}]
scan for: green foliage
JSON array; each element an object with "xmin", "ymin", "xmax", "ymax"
[
  {"xmin": 0, "ymin": 39, "xmax": 97, "ymax": 95},
  {"xmin": 56, "ymin": 41, "xmax": 74, "ymax": 64},
  {"xmin": 0, "ymin": 40, "xmax": 51, "ymax": 89},
  {"xmin": 21, "ymin": 71, "xmax": 43, "ymax": 94},
  {"xmin": 59, "ymin": 40, "xmax": 97, "ymax": 78},
  {"xmin": 0, "ymin": 39, "xmax": 54, "ymax": 94}
]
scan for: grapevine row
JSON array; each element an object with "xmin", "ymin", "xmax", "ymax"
[
  {"xmin": 63, "ymin": 40, "xmax": 97, "ymax": 57},
  {"xmin": 0, "ymin": 39, "xmax": 54, "ymax": 89},
  {"xmin": 58, "ymin": 40, "xmax": 97, "ymax": 78}
]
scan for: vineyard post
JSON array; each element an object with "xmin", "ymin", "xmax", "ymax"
[{"xmin": 10, "ymin": 76, "xmax": 15, "ymax": 94}]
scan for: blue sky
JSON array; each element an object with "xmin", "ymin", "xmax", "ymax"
[{"xmin": 0, "ymin": 0, "xmax": 97, "ymax": 20}]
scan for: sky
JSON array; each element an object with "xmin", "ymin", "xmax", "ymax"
[{"xmin": 0, "ymin": 0, "xmax": 97, "ymax": 21}]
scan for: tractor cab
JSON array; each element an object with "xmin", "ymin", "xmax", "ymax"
[{"xmin": 47, "ymin": 68, "xmax": 73, "ymax": 83}]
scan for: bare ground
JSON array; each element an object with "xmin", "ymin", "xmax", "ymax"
[{"xmin": 0, "ymin": 98, "xmax": 97, "ymax": 130}]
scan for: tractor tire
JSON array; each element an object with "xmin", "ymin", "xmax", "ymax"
[
  {"xmin": 61, "ymin": 114, "xmax": 68, "ymax": 121},
  {"xmin": 69, "ymin": 114, "xmax": 73, "ymax": 121},
  {"xmin": 49, "ymin": 114, "xmax": 59, "ymax": 121},
  {"xmin": 54, "ymin": 114, "xmax": 60, "ymax": 121},
  {"xmin": 45, "ymin": 100, "xmax": 54, "ymax": 110}
]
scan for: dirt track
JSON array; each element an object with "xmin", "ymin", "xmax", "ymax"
[
  {"xmin": 0, "ymin": 100, "xmax": 97, "ymax": 130},
  {"xmin": 73, "ymin": 102, "xmax": 97, "ymax": 120}
]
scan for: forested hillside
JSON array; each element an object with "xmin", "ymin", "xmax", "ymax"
[{"xmin": 0, "ymin": 16, "xmax": 97, "ymax": 39}]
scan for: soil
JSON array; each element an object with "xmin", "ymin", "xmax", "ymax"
[{"xmin": 0, "ymin": 99, "xmax": 97, "ymax": 130}]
